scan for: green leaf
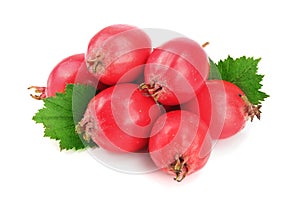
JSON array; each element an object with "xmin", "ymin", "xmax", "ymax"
[
  {"xmin": 208, "ymin": 58, "xmax": 222, "ymax": 80},
  {"xmin": 33, "ymin": 84, "xmax": 97, "ymax": 151},
  {"xmin": 208, "ymin": 56, "xmax": 269, "ymax": 105}
]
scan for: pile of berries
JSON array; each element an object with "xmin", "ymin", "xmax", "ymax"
[{"xmin": 30, "ymin": 24, "xmax": 261, "ymax": 182}]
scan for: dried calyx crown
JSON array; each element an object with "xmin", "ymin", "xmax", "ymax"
[
  {"xmin": 28, "ymin": 86, "xmax": 47, "ymax": 100},
  {"xmin": 169, "ymin": 155, "xmax": 189, "ymax": 182},
  {"xmin": 239, "ymin": 94, "xmax": 262, "ymax": 122}
]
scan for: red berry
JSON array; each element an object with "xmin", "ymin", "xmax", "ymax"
[
  {"xmin": 86, "ymin": 24, "xmax": 151, "ymax": 85},
  {"xmin": 183, "ymin": 80, "xmax": 261, "ymax": 139},
  {"xmin": 29, "ymin": 53, "xmax": 101, "ymax": 100},
  {"xmin": 141, "ymin": 37, "xmax": 209, "ymax": 105},
  {"xmin": 149, "ymin": 110, "xmax": 212, "ymax": 182},
  {"xmin": 181, "ymin": 83, "xmax": 212, "ymax": 125},
  {"xmin": 77, "ymin": 83, "xmax": 162, "ymax": 152}
]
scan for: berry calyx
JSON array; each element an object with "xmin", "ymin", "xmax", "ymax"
[
  {"xmin": 86, "ymin": 53, "xmax": 106, "ymax": 74},
  {"xmin": 28, "ymin": 86, "xmax": 47, "ymax": 100},
  {"xmin": 170, "ymin": 156, "xmax": 188, "ymax": 182},
  {"xmin": 139, "ymin": 82, "xmax": 163, "ymax": 102},
  {"xmin": 240, "ymin": 94, "xmax": 262, "ymax": 122}
]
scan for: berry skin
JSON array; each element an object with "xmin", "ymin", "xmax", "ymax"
[
  {"xmin": 182, "ymin": 80, "xmax": 261, "ymax": 139},
  {"xmin": 149, "ymin": 110, "xmax": 212, "ymax": 182},
  {"xmin": 181, "ymin": 83, "xmax": 212, "ymax": 127},
  {"xmin": 141, "ymin": 37, "xmax": 209, "ymax": 105},
  {"xmin": 86, "ymin": 24, "xmax": 151, "ymax": 85},
  {"xmin": 29, "ymin": 53, "xmax": 101, "ymax": 100},
  {"xmin": 77, "ymin": 83, "xmax": 162, "ymax": 152}
]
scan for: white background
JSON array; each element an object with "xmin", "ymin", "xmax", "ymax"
[{"xmin": 1, "ymin": 0, "xmax": 299, "ymax": 199}]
